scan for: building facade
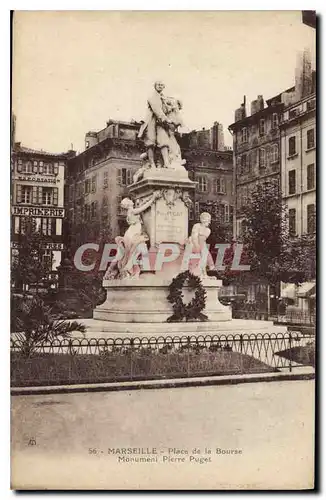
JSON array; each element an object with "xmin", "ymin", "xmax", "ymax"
[
  {"xmin": 65, "ymin": 120, "xmax": 234, "ymax": 258},
  {"xmin": 228, "ymin": 51, "xmax": 316, "ymax": 312},
  {"xmin": 11, "ymin": 143, "xmax": 74, "ymax": 287},
  {"xmin": 279, "ymin": 92, "xmax": 316, "ymax": 317},
  {"xmin": 280, "ymin": 93, "xmax": 316, "ymax": 238}
]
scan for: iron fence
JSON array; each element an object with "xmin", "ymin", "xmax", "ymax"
[
  {"xmin": 11, "ymin": 331, "xmax": 315, "ymax": 387},
  {"xmin": 276, "ymin": 311, "xmax": 316, "ymax": 326},
  {"xmin": 233, "ymin": 310, "xmax": 316, "ymax": 326}
]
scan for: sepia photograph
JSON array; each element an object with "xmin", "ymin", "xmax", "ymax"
[{"xmin": 10, "ymin": 9, "xmax": 316, "ymax": 490}]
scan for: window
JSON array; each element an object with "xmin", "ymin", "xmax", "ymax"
[
  {"xmin": 189, "ymin": 204, "xmax": 194, "ymax": 220},
  {"xmin": 103, "ymin": 170, "xmax": 108, "ymax": 188},
  {"xmin": 20, "ymin": 161, "xmax": 33, "ymax": 174},
  {"xmin": 43, "ymin": 163, "xmax": 54, "ymax": 175},
  {"xmin": 289, "ymin": 136, "xmax": 296, "ymax": 156},
  {"xmin": 17, "ymin": 185, "xmax": 32, "ymax": 204},
  {"xmin": 307, "ymin": 129, "xmax": 315, "ymax": 150},
  {"xmin": 259, "ymin": 118, "xmax": 265, "ymax": 136},
  {"xmin": 91, "ymin": 175, "xmax": 97, "ymax": 193},
  {"xmin": 288, "ymin": 170, "xmax": 296, "ymax": 195},
  {"xmin": 18, "ymin": 217, "xmax": 36, "ymax": 234},
  {"xmin": 214, "ymin": 177, "xmax": 226, "ymax": 194},
  {"xmin": 84, "ymin": 204, "xmax": 90, "ymax": 221},
  {"xmin": 196, "ymin": 175, "xmax": 208, "ymax": 192},
  {"xmin": 289, "ymin": 208, "xmax": 296, "ymax": 236},
  {"xmin": 307, "ymin": 164, "xmax": 315, "ymax": 190},
  {"xmin": 102, "ymin": 197, "xmax": 109, "ymax": 222},
  {"xmin": 195, "ymin": 202, "xmax": 200, "ymax": 220},
  {"xmin": 42, "ymin": 250, "xmax": 53, "ymax": 268},
  {"xmin": 117, "ymin": 196, "xmax": 124, "ymax": 215},
  {"xmin": 241, "ymin": 127, "xmax": 248, "ymax": 143},
  {"xmin": 117, "ymin": 167, "xmax": 133, "ymax": 186},
  {"xmin": 259, "ymin": 148, "xmax": 266, "ymax": 169},
  {"xmin": 240, "ymin": 154, "xmax": 246, "ymax": 174},
  {"xmin": 85, "ymin": 141, "xmax": 90, "ymax": 149},
  {"xmin": 126, "ymin": 169, "xmax": 133, "ymax": 186},
  {"xmin": 41, "ymin": 218, "xmax": 56, "ymax": 236},
  {"xmin": 224, "ymin": 204, "xmax": 230, "ymax": 223},
  {"xmin": 91, "ymin": 201, "xmax": 97, "ymax": 218},
  {"xmin": 307, "ymin": 204, "xmax": 316, "ymax": 234},
  {"xmin": 76, "ymin": 182, "xmax": 82, "ymax": 198},
  {"xmin": 272, "ymin": 113, "xmax": 278, "ymax": 129},
  {"xmin": 42, "ymin": 187, "xmax": 53, "ymax": 205},
  {"xmin": 270, "ymin": 144, "xmax": 279, "ymax": 163},
  {"xmin": 85, "ymin": 178, "xmax": 91, "ymax": 194}
]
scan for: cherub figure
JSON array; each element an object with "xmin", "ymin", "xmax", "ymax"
[
  {"xmin": 187, "ymin": 212, "xmax": 215, "ymax": 276},
  {"xmin": 104, "ymin": 191, "xmax": 161, "ymax": 279}
]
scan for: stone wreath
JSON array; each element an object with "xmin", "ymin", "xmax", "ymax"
[{"xmin": 166, "ymin": 270, "xmax": 208, "ymax": 322}]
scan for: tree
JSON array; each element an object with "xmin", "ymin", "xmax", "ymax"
[
  {"xmin": 241, "ymin": 180, "xmax": 315, "ymax": 285},
  {"xmin": 11, "ymin": 218, "xmax": 53, "ymax": 294},
  {"xmin": 11, "ymin": 295, "xmax": 86, "ymax": 357}
]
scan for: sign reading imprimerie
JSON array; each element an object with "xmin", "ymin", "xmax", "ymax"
[{"xmin": 12, "ymin": 206, "xmax": 65, "ymax": 218}]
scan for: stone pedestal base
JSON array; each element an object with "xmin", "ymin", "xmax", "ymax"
[
  {"xmin": 93, "ymin": 274, "xmax": 231, "ymax": 323},
  {"xmin": 78, "ymin": 318, "xmax": 287, "ymax": 338}
]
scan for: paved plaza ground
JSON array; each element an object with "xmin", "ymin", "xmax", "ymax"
[{"xmin": 11, "ymin": 380, "xmax": 314, "ymax": 490}]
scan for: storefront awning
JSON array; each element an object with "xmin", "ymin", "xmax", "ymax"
[
  {"xmin": 280, "ymin": 283, "xmax": 296, "ymax": 299},
  {"xmin": 297, "ymin": 282, "xmax": 315, "ymax": 298},
  {"xmin": 281, "ymin": 282, "xmax": 316, "ymax": 299}
]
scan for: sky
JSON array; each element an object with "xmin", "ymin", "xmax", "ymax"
[{"xmin": 12, "ymin": 10, "xmax": 316, "ymax": 154}]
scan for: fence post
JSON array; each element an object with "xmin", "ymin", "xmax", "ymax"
[
  {"xmin": 130, "ymin": 339, "xmax": 134, "ymax": 380},
  {"xmin": 289, "ymin": 332, "xmax": 292, "ymax": 373},
  {"xmin": 240, "ymin": 334, "xmax": 243, "ymax": 374},
  {"xmin": 187, "ymin": 336, "xmax": 191, "ymax": 378}
]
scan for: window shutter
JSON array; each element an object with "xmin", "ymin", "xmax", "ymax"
[
  {"xmin": 32, "ymin": 186, "xmax": 38, "ymax": 204},
  {"xmin": 54, "ymin": 163, "xmax": 59, "ymax": 175},
  {"xmin": 53, "ymin": 188, "xmax": 58, "ymax": 206},
  {"xmin": 17, "ymin": 161, "xmax": 22, "ymax": 173},
  {"xmin": 16, "ymin": 184, "xmax": 22, "ymax": 203},
  {"xmin": 32, "ymin": 162, "xmax": 38, "ymax": 174},
  {"xmin": 117, "ymin": 168, "xmax": 122, "ymax": 185},
  {"xmin": 251, "ymin": 150, "xmax": 257, "ymax": 168},
  {"xmin": 220, "ymin": 178, "xmax": 226, "ymax": 193},
  {"xmin": 37, "ymin": 186, "xmax": 42, "ymax": 204},
  {"xmin": 39, "ymin": 163, "xmax": 43, "ymax": 174}
]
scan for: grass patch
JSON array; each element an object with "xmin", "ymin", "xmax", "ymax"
[
  {"xmin": 275, "ymin": 344, "xmax": 315, "ymax": 367},
  {"xmin": 11, "ymin": 349, "xmax": 277, "ymax": 387}
]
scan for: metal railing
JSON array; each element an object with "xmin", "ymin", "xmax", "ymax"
[
  {"xmin": 276, "ymin": 311, "xmax": 316, "ymax": 326},
  {"xmin": 233, "ymin": 310, "xmax": 316, "ymax": 326},
  {"xmin": 11, "ymin": 331, "xmax": 315, "ymax": 387}
]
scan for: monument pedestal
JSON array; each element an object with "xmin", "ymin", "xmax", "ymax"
[
  {"xmin": 89, "ymin": 158, "xmax": 285, "ymax": 338},
  {"xmin": 78, "ymin": 318, "xmax": 287, "ymax": 338},
  {"xmin": 93, "ymin": 275, "xmax": 231, "ymax": 323}
]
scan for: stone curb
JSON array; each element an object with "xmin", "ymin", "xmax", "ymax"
[{"xmin": 11, "ymin": 370, "xmax": 315, "ymax": 396}]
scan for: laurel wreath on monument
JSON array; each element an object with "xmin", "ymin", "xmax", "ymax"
[{"xmin": 166, "ymin": 271, "xmax": 208, "ymax": 322}]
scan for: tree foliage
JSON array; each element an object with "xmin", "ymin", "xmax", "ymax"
[
  {"xmin": 241, "ymin": 180, "xmax": 315, "ymax": 284},
  {"xmin": 11, "ymin": 218, "xmax": 53, "ymax": 293},
  {"xmin": 11, "ymin": 295, "xmax": 86, "ymax": 357}
]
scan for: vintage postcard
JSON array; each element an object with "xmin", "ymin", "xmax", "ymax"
[{"xmin": 10, "ymin": 10, "xmax": 316, "ymax": 490}]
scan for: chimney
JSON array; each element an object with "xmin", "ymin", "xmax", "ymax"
[
  {"xmin": 295, "ymin": 48, "xmax": 313, "ymax": 100},
  {"xmin": 85, "ymin": 131, "xmax": 98, "ymax": 150}
]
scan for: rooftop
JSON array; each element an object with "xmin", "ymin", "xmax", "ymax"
[{"xmin": 13, "ymin": 143, "xmax": 75, "ymax": 158}]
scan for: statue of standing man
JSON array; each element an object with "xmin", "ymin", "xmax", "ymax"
[{"xmin": 138, "ymin": 81, "xmax": 181, "ymax": 169}]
